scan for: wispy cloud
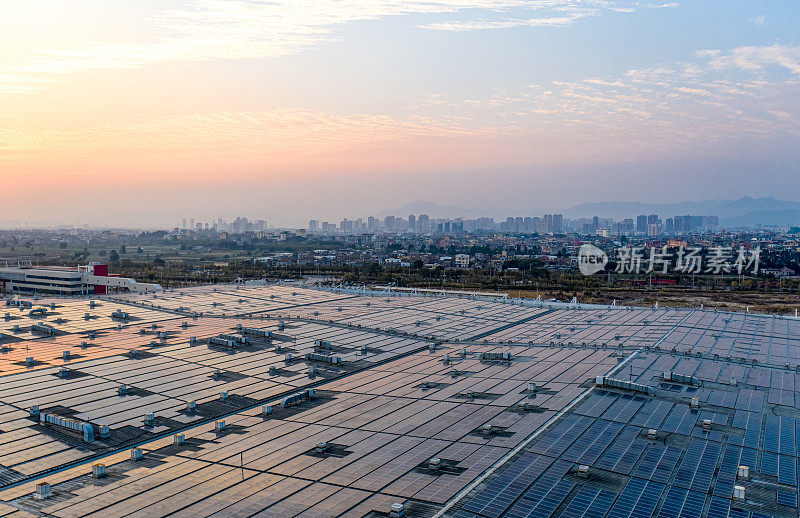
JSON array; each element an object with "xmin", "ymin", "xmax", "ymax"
[
  {"xmin": 0, "ymin": 0, "xmax": 665, "ymax": 95},
  {"xmin": 417, "ymin": 0, "xmax": 673, "ymax": 31},
  {"xmin": 698, "ymin": 45, "xmax": 800, "ymax": 75}
]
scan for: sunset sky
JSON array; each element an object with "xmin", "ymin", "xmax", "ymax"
[{"xmin": 1, "ymin": 1, "xmax": 799, "ymax": 227}]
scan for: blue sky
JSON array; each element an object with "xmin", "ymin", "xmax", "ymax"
[{"xmin": 0, "ymin": 1, "xmax": 798, "ymax": 226}]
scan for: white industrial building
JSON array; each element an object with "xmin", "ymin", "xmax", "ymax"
[{"xmin": 0, "ymin": 263, "xmax": 162, "ymax": 295}]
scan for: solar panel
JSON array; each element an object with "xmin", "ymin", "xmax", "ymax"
[{"xmin": 777, "ymin": 488, "xmax": 798, "ymax": 508}]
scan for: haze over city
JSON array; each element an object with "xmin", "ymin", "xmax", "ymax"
[{"xmin": 2, "ymin": 1, "xmax": 799, "ymax": 228}]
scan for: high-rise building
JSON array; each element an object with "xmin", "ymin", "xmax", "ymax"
[
  {"xmin": 544, "ymin": 214, "xmax": 554, "ymax": 233},
  {"xmin": 552, "ymin": 214, "xmax": 563, "ymax": 233},
  {"xmin": 636, "ymin": 215, "xmax": 647, "ymax": 233},
  {"xmin": 308, "ymin": 220, "xmax": 318, "ymax": 232}
]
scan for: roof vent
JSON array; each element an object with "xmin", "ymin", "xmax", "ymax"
[
  {"xmin": 174, "ymin": 434, "xmax": 185, "ymax": 446},
  {"xmin": 91, "ymin": 464, "xmax": 107, "ymax": 478},
  {"xmin": 737, "ymin": 465, "xmax": 749, "ymax": 481},
  {"xmin": 214, "ymin": 420, "xmax": 225, "ymax": 432},
  {"xmin": 143, "ymin": 413, "xmax": 154, "ymax": 427},
  {"xmin": 428, "ymin": 458, "xmax": 441, "ymax": 470},
  {"xmin": 34, "ymin": 482, "xmax": 51, "ymax": 500},
  {"xmin": 186, "ymin": 401, "xmax": 196, "ymax": 413},
  {"xmin": 647, "ymin": 429, "xmax": 657, "ymax": 440},
  {"xmin": 389, "ymin": 503, "xmax": 405, "ymax": 518},
  {"xmin": 577, "ymin": 465, "xmax": 590, "ymax": 478},
  {"xmin": 733, "ymin": 485, "xmax": 745, "ymax": 501},
  {"xmin": 262, "ymin": 405, "xmax": 272, "ymax": 416},
  {"xmin": 131, "ymin": 448, "xmax": 143, "ymax": 461},
  {"xmin": 316, "ymin": 442, "xmax": 328, "ymax": 454},
  {"xmin": 62, "ymin": 350, "xmax": 71, "ymax": 360}
]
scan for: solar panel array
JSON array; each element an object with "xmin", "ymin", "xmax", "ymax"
[{"xmin": 0, "ymin": 285, "xmax": 796, "ymax": 517}]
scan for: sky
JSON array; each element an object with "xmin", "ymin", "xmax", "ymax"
[{"xmin": 1, "ymin": 0, "xmax": 799, "ymax": 228}]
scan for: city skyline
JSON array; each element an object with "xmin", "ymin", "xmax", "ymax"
[{"xmin": 1, "ymin": 1, "xmax": 799, "ymax": 227}]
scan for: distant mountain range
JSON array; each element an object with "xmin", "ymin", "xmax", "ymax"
[{"xmin": 381, "ymin": 197, "xmax": 800, "ymax": 228}]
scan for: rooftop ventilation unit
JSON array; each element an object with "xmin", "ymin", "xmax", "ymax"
[
  {"xmin": 316, "ymin": 442, "xmax": 328, "ymax": 453},
  {"xmin": 143, "ymin": 413, "xmax": 154, "ymax": 427},
  {"xmin": 305, "ymin": 353, "xmax": 342, "ymax": 365},
  {"xmin": 209, "ymin": 337, "xmax": 239, "ymax": 348},
  {"xmin": 111, "ymin": 310, "xmax": 130, "ymax": 321},
  {"xmin": 62, "ymin": 350, "xmax": 71, "ymax": 360},
  {"xmin": 34, "ymin": 483, "xmax": 51, "ymax": 500},
  {"xmin": 262, "ymin": 405, "xmax": 272, "ymax": 416},
  {"xmin": 647, "ymin": 429, "xmax": 658, "ymax": 440},
  {"xmin": 214, "ymin": 420, "xmax": 225, "ymax": 432},
  {"xmin": 186, "ymin": 401, "xmax": 196, "ymax": 413},
  {"xmin": 219, "ymin": 391, "xmax": 228, "ymax": 401},
  {"xmin": 237, "ymin": 326, "xmax": 272, "ymax": 338},
  {"xmin": 480, "ymin": 351, "xmax": 512, "ymax": 361},
  {"xmin": 131, "ymin": 448, "xmax": 143, "ymax": 461},
  {"xmin": 594, "ymin": 376, "xmax": 656, "ymax": 396},
  {"xmin": 690, "ymin": 397, "xmax": 700, "ymax": 409},
  {"xmin": 91, "ymin": 464, "xmax": 107, "ymax": 478},
  {"xmin": 39, "ymin": 413, "xmax": 95, "ymax": 442},
  {"xmin": 660, "ymin": 371, "xmax": 700, "ymax": 386},
  {"xmin": 428, "ymin": 458, "xmax": 441, "ymax": 470},
  {"xmin": 389, "ymin": 503, "xmax": 405, "ymax": 518},
  {"xmin": 281, "ymin": 388, "xmax": 314, "ymax": 408},
  {"xmin": 32, "ymin": 323, "xmax": 57, "ymax": 335},
  {"xmin": 577, "ymin": 465, "xmax": 590, "ymax": 478},
  {"xmin": 117, "ymin": 385, "xmax": 128, "ymax": 396},
  {"xmin": 314, "ymin": 339, "xmax": 332, "ymax": 350},
  {"xmin": 174, "ymin": 434, "xmax": 185, "ymax": 446},
  {"xmin": 99, "ymin": 425, "xmax": 110, "ymax": 438},
  {"xmin": 733, "ymin": 486, "xmax": 745, "ymax": 501},
  {"xmin": 29, "ymin": 308, "xmax": 47, "ymax": 317},
  {"xmin": 218, "ymin": 333, "xmax": 249, "ymax": 345},
  {"xmin": 737, "ymin": 465, "xmax": 749, "ymax": 481}
]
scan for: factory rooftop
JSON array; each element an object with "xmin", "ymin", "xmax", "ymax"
[{"xmin": 0, "ymin": 285, "xmax": 797, "ymax": 517}]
